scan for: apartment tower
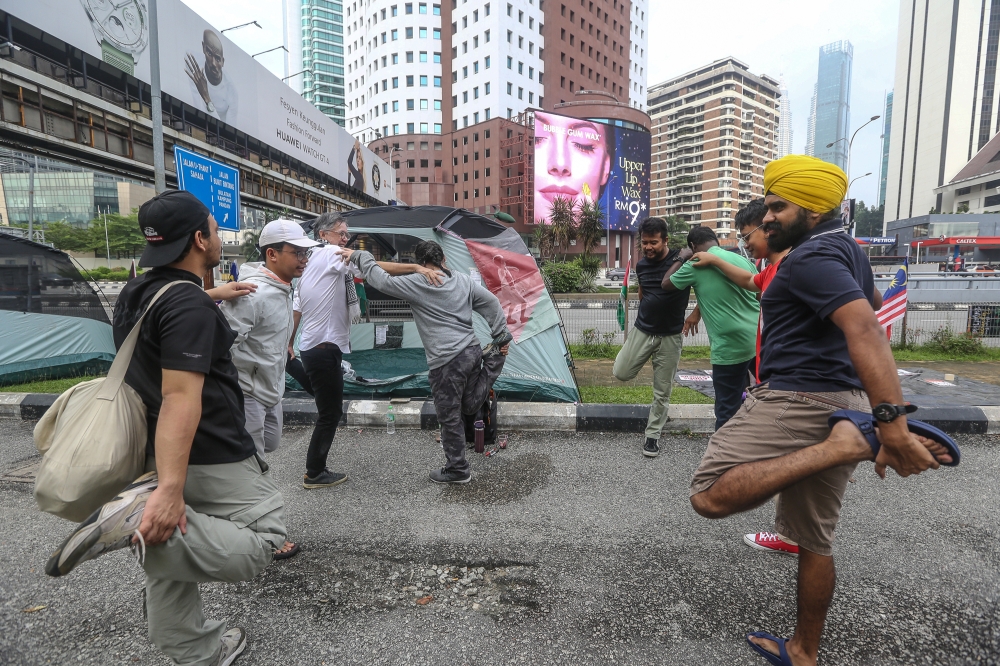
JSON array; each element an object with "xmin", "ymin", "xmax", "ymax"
[
  {"xmin": 811, "ymin": 40, "xmax": 853, "ymax": 171},
  {"xmin": 647, "ymin": 58, "xmax": 781, "ymax": 237},
  {"xmin": 284, "ymin": 0, "xmax": 348, "ymax": 127},
  {"xmin": 884, "ymin": 0, "xmax": 1000, "ymax": 222}
]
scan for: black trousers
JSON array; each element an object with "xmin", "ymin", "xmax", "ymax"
[
  {"xmin": 301, "ymin": 344, "xmax": 345, "ymax": 477},
  {"xmin": 712, "ymin": 359, "xmax": 754, "ymax": 431},
  {"xmin": 427, "ymin": 344, "xmax": 506, "ymax": 474}
]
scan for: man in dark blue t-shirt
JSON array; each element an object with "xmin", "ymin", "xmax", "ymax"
[
  {"xmin": 686, "ymin": 156, "xmax": 955, "ymax": 666},
  {"xmin": 612, "ymin": 217, "xmax": 691, "ymax": 458}
]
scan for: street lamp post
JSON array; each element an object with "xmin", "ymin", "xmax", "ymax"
[
  {"xmin": 282, "ymin": 69, "xmax": 308, "ymax": 82},
  {"xmin": 827, "ymin": 114, "xmax": 880, "ymax": 237},
  {"xmin": 148, "ymin": 0, "xmax": 166, "ymax": 193}
]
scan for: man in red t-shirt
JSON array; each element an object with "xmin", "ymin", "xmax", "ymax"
[{"xmin": 691, "ymin": 199, "xmax": 882, "ymax": 558}]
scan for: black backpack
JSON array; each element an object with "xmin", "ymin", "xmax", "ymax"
[{"xmin": 464, "ymin": 389, "xmax": 498, "ymax": 446}]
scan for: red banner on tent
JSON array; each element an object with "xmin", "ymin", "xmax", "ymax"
[{"xmin": 464, "ymin": 239, "xmax": 545, "ymax": 342}]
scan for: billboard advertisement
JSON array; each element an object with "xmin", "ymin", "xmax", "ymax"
[
  {"xmin": 532, "ymin": 111, "xmax": 651, "ymax": 232},
  {"xmin": 2, "ymin": 1, "xmax": 395, "ymax": 204}
]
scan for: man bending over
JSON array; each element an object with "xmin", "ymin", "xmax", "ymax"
[{"xmin": 339, "ymin": 241, "xmax": 512, "ymax": 484}]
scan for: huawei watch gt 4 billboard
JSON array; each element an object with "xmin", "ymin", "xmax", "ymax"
[
  {"xmin": 2, "ymin": 0, "xmax": 395, "ymax": 204},
  {"xmin": 533, "ymin": 111, "xmax": 651, "ymax": 232}
]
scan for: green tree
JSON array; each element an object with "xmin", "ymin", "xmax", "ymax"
[
  {"xmin": 547, "ymin": 196, "xmax": 577, "ymax": 261},
  {"xmin": 853, "ymin": 202, "xmax": 885, "ymax": 238},
  {"xmin": 663, "ymin": 215, "xmax": 691, "ymax": 250},
  {"xmin": 43, "ymin": 221, "xmax": 92, "ymax": 252},
  {"xmin": 93, "ymin": 212, "xmax": 146, "ymax": 259},
  {"xmin": 576, "ymin": 199, "xmax": 605, "ymax": 256},
  {"xmin": 532, "ymin": 222, "xmax": 555, "ymax": 261}
]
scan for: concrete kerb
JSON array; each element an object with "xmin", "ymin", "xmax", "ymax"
[{"xmin": 0, "ymin": 392, "xmax": 996, "ymax": 435}]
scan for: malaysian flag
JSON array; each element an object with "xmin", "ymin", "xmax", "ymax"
[{"xmin": 877, "ymin": 260, "xmax": 908, "ymax": 333}]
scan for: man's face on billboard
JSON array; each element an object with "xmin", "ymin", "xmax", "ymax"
[
  {"xmin": 534, "ymin": 113, "xmax": 611, "ymax": 218},
  {"xmin": 202, "ymin": 31, "xmax": 224, "ymax": 85}
]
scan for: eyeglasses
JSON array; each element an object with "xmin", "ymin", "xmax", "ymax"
[
  {"xmin": 736, "ymin": 222, "xmax": 766, "ymax": 244},
  {"xmin": 280, "ymin": 248, "xmax": 313, "ymax": 260}
]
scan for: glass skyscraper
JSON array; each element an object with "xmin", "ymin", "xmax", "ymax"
[
  {"xmin": 284, "ymin": 0, "xmax": 346, "ymax": 127},
  {"xmin": 878, "ymin": 91, "xmax": 893, "ymax": 208},
  {"xmin": 812, "ymin": 41, "xmax": 853, "ymax": 171}
]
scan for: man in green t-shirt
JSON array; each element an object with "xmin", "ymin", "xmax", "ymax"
[{"xmin": 661, "ymin": 226, "xmax": 759, "ymax": 430}]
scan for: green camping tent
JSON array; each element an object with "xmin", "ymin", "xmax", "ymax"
[{"xmin": 292, "ymin": 206, "xmax": 579, "ymax": 403}]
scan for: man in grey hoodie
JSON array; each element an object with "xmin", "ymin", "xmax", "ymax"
[
  {"xmin": 221, "ymin": 219, "xmax": 319, "ymax": 559},
  {"xmin": 339, "ymin": 240, "xmax": 512, "ymax": 484}
]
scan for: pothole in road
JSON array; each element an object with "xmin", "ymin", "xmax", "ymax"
[
  {"xmin": 442, "ymin": 452, "xmax": 554, "ymax": 505},
  {"xmin": 257, "ymin": 554, "xmax": 547, "ymax": 621}
]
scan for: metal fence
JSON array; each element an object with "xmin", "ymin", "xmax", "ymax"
[{"xmin": 367, "ymin": 300, "xmax": 1000, "ymax": 349}]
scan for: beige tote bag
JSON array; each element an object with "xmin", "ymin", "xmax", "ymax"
[{"xmin": 34, "ymin": 280, "xmax": 193, "ymax": 522}]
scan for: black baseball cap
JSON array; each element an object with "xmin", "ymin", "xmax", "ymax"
[{"xmin": 137, "ymin": 190, "xmax": 212, "ymax": 268}]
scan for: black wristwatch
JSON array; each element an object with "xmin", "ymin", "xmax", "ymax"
[{"xmin": 872, "ymin": 403, "xmax": 917, "ymax": 423}]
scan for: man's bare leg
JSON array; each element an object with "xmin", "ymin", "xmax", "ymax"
[
  {"xmin": 691, "ymin": 422, "xmax": 950, "ymax": 519},
  {"xmin": 748, "ymin": 549, "xmax": 834, "ymax": 666}
]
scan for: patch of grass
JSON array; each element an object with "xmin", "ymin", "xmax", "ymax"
[
  {"xmin": 892, "ymin": 347, "xmax": 1000, "ymax": 362},
  {"xmin": 570, "ymin": 343, "xmax": 712, "ymax": 360},
  {"xmin": 0, "ymin": 376, "xmax": 99, "ymax": 394},
  {"xmin": 579, "ymin": 385, "xmax": 713, "ymax": 404}
]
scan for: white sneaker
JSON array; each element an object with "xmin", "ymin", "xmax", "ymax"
[
  {"xmin": 45, "ymin": 472, "xmax": 158, "ymax": 577},
  {"xmin": 215, "ymin": 627, "xmax": 247, "ymax": 666}
]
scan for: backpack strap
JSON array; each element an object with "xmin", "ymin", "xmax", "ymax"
[{"xmin": 96, "ymin": 280, "xmax": 198, "ymax": 401}]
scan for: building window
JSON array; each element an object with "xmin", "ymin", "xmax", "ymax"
[
  {"xmin": 392, "ymin": 5, "xmax": 398, "ymax": 16},
  {"xmin": 433, "ymin": 3, "xmax": 441, "ymax": 15},
  {"xmin": 392, "ymin": 53, "xmax": 399, "ymax": 64},
  {"xmin": 507, "ymin": 83, "xmax": 513, "ymax": 94},
  {"xmin": 474, "ymin": 61, "xmax": 480, "ymax": 74},
  {"xmin": 473, "ymin": 112, "xmax": 480, "ymax": 123},
  {"xmin": 463, "ymin": 91, "xmax": 469, "ymax": 103},
  {"xmin": 420, "ymin": 51, "xmax": 428, "ymax": 62},
  {"xmin": 434, "ymin": 76, "xmax": 442, "ymax": 87},
  {"xmin": 517, "ymin": 87, "xmax": 523, "ymax": 99},
  {"xmin": 419, "ymin": 27, "xmax": 428, "ymax": 38},
  {"xmin": 392, "ymin": 77, "xmax": 399, "ymax": 88},
  {"xmin": 405, "ymin": 3, "xmax": 413, "ymax": 13},
  {"xmin": 485, "ymin": 187, "xmax": 491, "ymax": 196},
  {"xmin": 528, "ymin": 92, "xmax": 533, "ymax": 103},
  {"xmin": 434, "ymin": 160, "xmax": 442, "ymax": 167},
  {"xmin": 392, "ymin": 100, "xmax": 399, "ymax": 111},
  {"xmin": 420, "ymin": 75, "xmax": 428, "ymax": 86},
  {"xmin": 473, "ymin": 86, "xmax": 479, "ymax": 99},
  {"xmin": 391, "ymin": 29, "xmax": 398, "ymax": 40},
  {"xmin": 434, "ymin": 99, "xmax": 442, "ymax": 109},
  {"xmin": 518, "ymin": 62, "xmax": 523, "ymax": 74},
  {"xmin": 421, "ymin": 159, "xmax": 429, "ymax": 167},
  {"xmin": 433, "ymin": 28, "xmax": 441, "ymax": 39},
  {"xmin": 419, "ymin": 2, "xmax": 427, "ymax": 13},
  {"xmin": 406, "ymin": 51, "xmax": 414, "ymax": 63},
  {"xmin": 420, "ymin": 122, "xmax": 429, "ymax": 133},
  {"xmin": 434, "ymin": 123, "xmax": 442, "ymax": 134},
  {"xmin": 507, "ymin": 30, "xmax": 513, "ymax": 43},
  {"xmin": 485, "ymin": 56, "xmax": 491, "ymax": 69},
  {"xmin": 420, "ymin": 99, "xmax": 429, "ymax": 109},
  {"xmin": 407, "ymin": 123, "xmax": 415, "ymax": 133},
  {"xmin": 485, "ymin": 108, "xmax": 491, "ymax": 119},
  {"xmin": 405, "ymin": 27, "xmax": 414, "ymax": 38},
  {"xmin": 434, "ymin": 52, "xmax": 441, "ymax": 63},
  {"xmin": 485, "ymin": 82, "xmax": 491, "ymax": 94}
]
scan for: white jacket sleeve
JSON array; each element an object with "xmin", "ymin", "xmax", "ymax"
[{"xmin": 221, "ymin": 294, "xmax": 258, "ymax": 348}]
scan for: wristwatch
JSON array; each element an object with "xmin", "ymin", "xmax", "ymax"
[
  {"xmin": 80, "ymin": 0, "xmax": 149, "ymax": 76},
  {"xmin": 872, "ymin": 403, "xmax": 917, "ymax": 423}
]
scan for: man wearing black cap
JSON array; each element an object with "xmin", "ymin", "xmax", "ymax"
[{"xmin": 45, "ymin": 190, "xmax": 285, "ymax": 666}]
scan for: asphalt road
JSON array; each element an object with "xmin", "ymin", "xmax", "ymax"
[{"xmin": 1, "ymin": 422, "xmax": 998, "ymax": 666}]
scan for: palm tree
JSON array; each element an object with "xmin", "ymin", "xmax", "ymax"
[
  {"xmin": 576, "ymin": 199, "xmax": 606, "ymax": 293},
  {"xmin": 547, "ymin": 196, "xmax": 577, "ymax": 261}
]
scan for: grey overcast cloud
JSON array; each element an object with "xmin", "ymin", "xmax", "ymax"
[{"xmin": 183, "ymin": 0, "xmax": 898, "ymax": 208}]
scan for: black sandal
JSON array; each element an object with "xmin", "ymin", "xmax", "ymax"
[{"xmin": 273, "ymin": 542, "xmax": 300, "ymax": 560}]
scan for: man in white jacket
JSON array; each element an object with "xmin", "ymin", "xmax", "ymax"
[{"xmin": 221, "ymin": 219, "xmax": 319, "ymax": 560}]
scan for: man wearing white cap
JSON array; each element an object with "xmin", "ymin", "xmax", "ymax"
[{"xmin": 220, "ymin": 219, "xmax": 319, "ymax": 560}]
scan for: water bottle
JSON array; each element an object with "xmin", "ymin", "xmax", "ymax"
[
  {"xmin": 474, "ymin": 420, "xmax": 485, "ymax": 453},
  {"xmin": 386, "ymin": 405, "xmax": 396, "ymax": 434}
]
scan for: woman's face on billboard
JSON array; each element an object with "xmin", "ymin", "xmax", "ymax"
[{"xmin": 534, "ymin": 113, "xmax": 611, "ymax": 216}]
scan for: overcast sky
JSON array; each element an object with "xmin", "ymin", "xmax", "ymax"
[{"xmin": 183, "ymin": 0, "xmax": 898, "ymax": 206}]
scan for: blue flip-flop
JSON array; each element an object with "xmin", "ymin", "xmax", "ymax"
[
  {"xmin": 746, "ymin": 631, "xmax": 793, "ymax": 666},
  {"xmin": 828, "ymin": 409, "xmax": 960, "ymax": 467}
]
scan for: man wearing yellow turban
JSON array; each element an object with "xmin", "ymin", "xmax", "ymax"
[{"xmin": 687, "ymin": 155, "xmax": 959, "ymax": 666}]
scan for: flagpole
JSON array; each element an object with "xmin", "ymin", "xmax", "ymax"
[{"xmin": 623, "ymin": 234, "xmax": 632, "ymax": 342}]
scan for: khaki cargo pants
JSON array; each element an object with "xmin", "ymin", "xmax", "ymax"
[
  {"xmin": 690, "ymin": 384, "xmax": 869, "ymax": 556},
  {"xmin": 142, "ymin": 455, "xmax": 286, "ymax": 665}
]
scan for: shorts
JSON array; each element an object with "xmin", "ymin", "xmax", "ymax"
[{"xmin": 689, "ymin": 384, "xmax": 869, "ymax": 556}]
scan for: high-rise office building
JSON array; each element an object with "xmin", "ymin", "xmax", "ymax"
[
  {"xmin": 878, "ymin": 91, "xmax": 893, "ymax": 209},
  {"xmin": 884, "ymin": 0, "xmax": 1000, "ymax": 222},
  {"xmin": 647, "ymin": 58, "xmax": 781, "ymax": 236},
  {"xmin": 777, "ymin": 77, "xmax": 792, "ymax": 157},
  {"xmin": 283, "ymin": 0, "xmax": 347, "ymax": 127},
  {"xmin": 812, "ymin": 40, "xmax": 853, "ymax": 171},
  {"xmin": 628, "ymin": 0, "xmax": 649, "ymax": 111},
  {"xmin": 805, "ymin": 83, "xmax": 817, "ymax": 156}
]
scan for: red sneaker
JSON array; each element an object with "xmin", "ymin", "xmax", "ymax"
[{"xmin": 743, "ymin": 531, "xmax": 799, "ymax": 555}]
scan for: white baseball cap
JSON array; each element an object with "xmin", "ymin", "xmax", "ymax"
[{"xmin": 258, "ymin": 219, "xmax": 321, "ymax": 248}]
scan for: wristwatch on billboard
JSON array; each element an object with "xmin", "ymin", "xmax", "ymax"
[
  {"xmin": 80, "ymin": 0, "xmax": 149, "ymax": 76},
  {"xmin": 871, "ymin": 402, "xmax": 917, "ymax": 423}
]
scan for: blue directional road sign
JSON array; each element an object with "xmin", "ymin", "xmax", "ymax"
[{"xmin": 174, "ymin": 146, "xmax": 241, "ymax": 231}]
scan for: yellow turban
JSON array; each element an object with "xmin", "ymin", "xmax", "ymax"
[{"xmin": 763, "ymin": 155, "xmax": 848, "ymax": 214}]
